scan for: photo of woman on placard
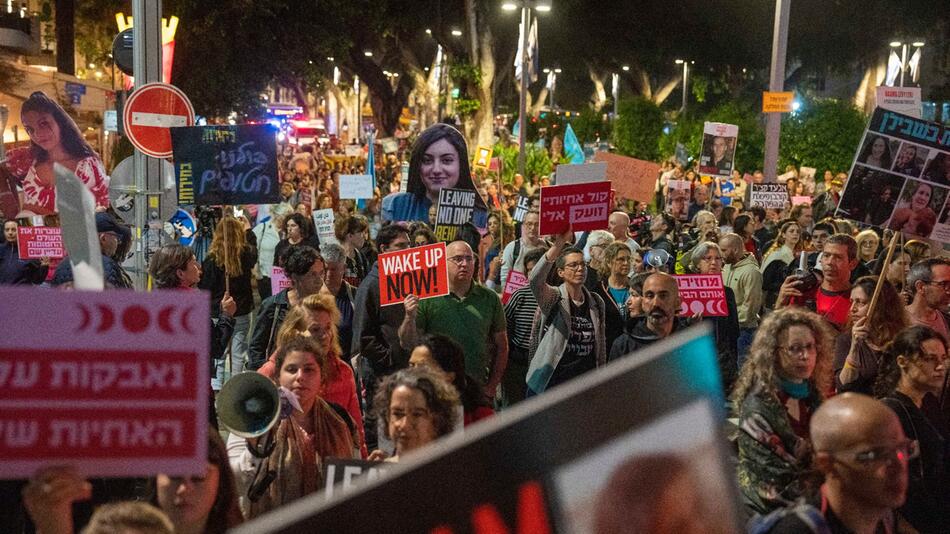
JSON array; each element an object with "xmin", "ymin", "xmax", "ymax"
[
  {"xmin": 888, "ymin": 180, "xmax": 947, "ymax": 237},
  {"xmin": 857, "ymin": 134, "xmax": 896, "ymax": 170},
  {"xmin": 381, "ymin": 123, "xmax": 487, "ymax": 225},
  {"xmin": 835, "ymin": 166, "xmax": 906, "ymax": 225},
  {"xmin": 0, "ymin": 91, "xmax": 109, "ymax": 218},
  {"xmin": 891, "ymin": 142, "xmax": 927, "ymax": 178},
  {"xmin": 920, "ymin": 152, "xmax": 950, "ymax": 186}
]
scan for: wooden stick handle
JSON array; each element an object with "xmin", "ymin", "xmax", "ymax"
[{"xmin": 867, "ymin": 230, "xmax": 900, "ymax": 318}]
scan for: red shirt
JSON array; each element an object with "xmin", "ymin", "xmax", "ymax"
[{"xmin": 789, "ymin": 286, "xmax": 851, "ymax": 331}]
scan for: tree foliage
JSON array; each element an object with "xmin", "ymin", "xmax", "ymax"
[
  {"xmin": 779, "ymin": 98, "xmax": 867, "ymax": 174},
  {"xmin": 612, "ymin": 97, "xmax": 664, "ymax": 161}
]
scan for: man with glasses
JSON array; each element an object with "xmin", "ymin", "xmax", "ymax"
[
  {"xmin": 500, "ymin": 210, "xmax": 545, "ymax": 290},
  {"xmin": 756, "ymin": 393, "xmax": 909, "ymax": 533},
  {"xmin": 400, "ymin": 240, "xmax": 508, "ymax": 400},
  {"xmin": 51, "ymin": 212, "xmax": 132, "ymax": 289},
  {"xmin": 905, "ymin": 258, "xmax": 950, "ymax": 341}
]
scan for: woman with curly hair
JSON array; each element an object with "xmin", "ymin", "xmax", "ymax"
[
  {"xmin": 732, "ymin": 307, "xmax": 834, "ymax": 515},
  {"xmin": 873, "ymin": 325, "xmax": 950, "ymax": 533},
  {"xmin": 594, "ymin": 241, "xmax": 632, "ymax": 353},
  {"xmin": 760, "ymin": 221, "xmax": 804, "ymax": 310},
  {"xmin": 370, "ymin": 366, "xmax": 461, "ymax": 462}
]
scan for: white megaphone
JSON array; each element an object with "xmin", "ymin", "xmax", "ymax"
[{"xmin": 216, "ymin": 372, "xmax": 281, "ymax": 438}]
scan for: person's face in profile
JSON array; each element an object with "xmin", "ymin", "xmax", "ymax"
[
  {"xmin": 712, "ymin": 137, "xmax": 728, "ymax": 161},
  {"xmin": 420, "ymin": 138, "xmax": 460, "ymax": 196},
  {"xmin": 911, "ymin": 183, "xmax": 932, "ymax": 211},
  {"xmin": 896, "ymin": 145, "xmax": 917, "ymax": 167}
]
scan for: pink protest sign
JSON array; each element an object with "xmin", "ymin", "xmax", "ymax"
[
  {"xmin": 501, "ymin": 271, "xmax": 529, "ymax": 305},
  {"xmin": 675, "ymin": 274, "xmax": 728, "ymax": 317},
  {"xmin": 17, "ymin": 226, "xmax": 64, "ymax": 259},
  {"xmin": 0, "ymin": 287, "xmax": 209, "ymax": 478},
  {"xmin": 791, "ymin": 195, "xmax": 812, "ymax": 206},
  {"xmin": 271, "ymin": 266, "xmax": 293, "ymax": 294},
  {"xmin": 539, "ymin": 181, "xmax": 612, "ymax": 235}
]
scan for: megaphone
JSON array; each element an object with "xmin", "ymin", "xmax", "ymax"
[{"xmin": 217, "ymin": 372, "xmax": 281, "ymax": 438}]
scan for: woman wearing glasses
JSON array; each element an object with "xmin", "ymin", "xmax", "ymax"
[
  {"xmin": 594, "ymin": 241, "xmax": 633, "ymax": 354},
  {"xmin": 526, "ymin": 227, "xmax": 606, "ymax": 396},
  {"xmin": 874, "ymin": 325, "xmax": 950, "ymax": 533},
  {"xmin": 732, "ymin": 308, "xmax": 834, "ymax": 515}
]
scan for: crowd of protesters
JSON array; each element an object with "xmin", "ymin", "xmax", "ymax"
[{"xmin": 2, "ymin": 118, "xmax": 949, "ymax": 534}]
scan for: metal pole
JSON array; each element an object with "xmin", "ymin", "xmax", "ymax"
[
  {"xmin": 681, "ymin": 62, "xmax": 688, "ymax": 111},
  {"xmin": 131, "ymin": 0, "xmax": 163, "ymax": 289},
  {"xmin": 0, "ymin": 105, "xmax": 8, "ymax": 161},
  {"xmin": 899, "ymin": 43, "xmax": 908, "ymax": 87},
  {"xmin": 550, "ymin": 73, "xmax": 556, "ymax": 110},
  {"xmin": 517, "ymin": 5, "xmax": 529, "ymax": 177},
  {"xmin": 762, "ymin": 0, "xmax": 791, "ymax": 183}
]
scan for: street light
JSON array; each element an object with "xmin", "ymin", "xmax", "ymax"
[
  {"xmin": 889, "ymin": 39, "xmax": 925, "ymax": 86},
  {"xmin": 451, "ymin": 29, "xmax": 463, "ymax": 36},
  {"xmin": 621, "ymin": 65, "xmax": 629, "ymax": 71},
  {"xmin": 674, "ymin": 59, "xmax": 693, "ymax": 111},
  {"xmin": 503, "ymin": 0, "xmax": 551, "ymax": 176}
]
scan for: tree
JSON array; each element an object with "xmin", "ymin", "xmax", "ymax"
[
  {"xmin": 612, "ymin": 97, "xmax": 664, "ymax": 161},
  {"xmin": 779, "ymin": 98, "xmax": 867, "ymax": 174}
]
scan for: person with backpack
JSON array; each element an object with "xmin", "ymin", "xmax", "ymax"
[{"xmin": 500, "ymin": 210, "xmax": 545, "ymax": 290}]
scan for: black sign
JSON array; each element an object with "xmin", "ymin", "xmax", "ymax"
[
  {"xmin": 513, "ymin": 195, "xmax": 530, "ymax": 223},
  {"xmin": 171, "ymin": 124, "xmax": 280, "ymax": 206},
  {"xmin": 111, "ymin": 29, "xmax": 134, "ymax": 76},
  {"xmin": 434, "ymin": 187, "xmax": 478, "ymax": 242}
]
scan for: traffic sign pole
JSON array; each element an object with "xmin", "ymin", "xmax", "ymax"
[{"xmin": 763, "ymin": 0, "xmax": 790, "ymax": 184}]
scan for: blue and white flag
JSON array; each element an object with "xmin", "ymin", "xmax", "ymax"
[{"xmin": 563, "ymin": 124, "xmax": 584, "ymax": 164}]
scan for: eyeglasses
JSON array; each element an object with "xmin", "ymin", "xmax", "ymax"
[
  {"xmin": 448, "ymin": 255, "xmax": 475, "ymax": 265},
  {"xmin": 781, "ymin": 342, "xmax": 817, "ymax": 356},
  {"xmin": 832, "ymin": 439, "xmax": 919, "ymax": 467},
  {"xmin": 562, "ymin": 262, "xmax": 586, "ymax": 271}
]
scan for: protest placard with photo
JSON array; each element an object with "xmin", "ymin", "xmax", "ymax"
[
  {"xmin": 17, "ymin": 226, "xmax": 64, "ymax": 259},
  {"xmin": 171, "ymin": 124, "xmax": 280, "ymax": 206},
  {"xmin": 675, "ymin": 275, "xmax": 728, "ymax": 317},
  {"xmin": 749, "ymin": 183, "xmax": 789, "ymax": 209},
  {"xmin": 377, "ymin": 242, "xmax": 449, "ymax": 306},
  {"xmin": 539, "ymin": 181, "xmax": 612, "ymax": 235},
  {"xmin": 338, "ymin": 174, "xmax": 375, "ymax": 199},
  {"xmin": 0, "ymin": 287, "xmax": 209, "ymax": 478},
  {"xmin": 434, "ymin": 187, "xmax": 479, "ymax": 242},
  {"xmin": 698, "ymin": 122, "xmax": 738, "ymax": 177},
  {"xmin": 666, "ymin": 179, "xmax": 691, "ymax": 221}
]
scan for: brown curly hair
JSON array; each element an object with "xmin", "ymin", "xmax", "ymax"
[{"xmin": 373, "ymin": 367, "xmax": 460, "ymax": 444}]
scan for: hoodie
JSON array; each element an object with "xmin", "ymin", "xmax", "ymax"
[{"xmin": 609, "ymin": 315, "xmax": 689, "ymax": 362}]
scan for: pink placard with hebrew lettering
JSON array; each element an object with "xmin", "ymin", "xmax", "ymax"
[
  {"xmin": 539, "ymin": 181, "xmax": 612, "ymax": 235},
  {"xmin": 0, "ymin": 287, "xmax": 209, "ymax": 478}
]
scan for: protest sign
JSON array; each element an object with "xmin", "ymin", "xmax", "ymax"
[
  {"xmin": 434, "ymin": 188, "xmax": 478, "ymax": 242},
  {"xmin": 344, "ymin": 145, "xmax": 362, "ymax": 158},
  {"xmin": 513, "ymin": 195, "xmax": 531, "ymax": 223},
  {"xmin": 554, "ymin": 162, "xmax": 607, "ymax": 185},
  {"xmin": 539, "ymin": 181, "xmax": 612, "ymax": 235},
  {"xmin": 380, "ymin": 137, "xmax": 399, "ymax": 154},
  {"xmin": 675, "ymin": 275, "xmax": 728, "ymax": 317},
  {"xmin": 338, "ymin": 174, "xmax": 374, "ymax": 199},
  {"xmin": 876, "ymin": 86, "xmax": 922, "ymax": 118},
  {"xmin": 749, "ymin": 183, "xmax": 789, "ymax": 209},
  {"xmin": 698, "ymin": 122, "xmax": 738, "ymax": 177},
  {"xmin": 378, "ymin": 242, "xmax": 449, "ymax": 306},
  {"xmin": 593, "ymin": 152, "xmax": 662, "ymax": 203},
  {"xmin": 323, "ymin": 459, "xmax": 392, "ymax": 501},
  {"xmin": 791, "ymin": 195, "xmax": 812, "ymax": 206},
  {"xmin": 232, "ymin": 326, "xmax": 739, "ymax": 534},
  {"xmin": 501, "ymin": 270, "xmax": 529, "ymax": 305},
  {"xmin": 777, "ymin": 170, "xmax": 796, "ymax": 183},
  {"xmin": 271, "ymin": 266, "xmax": 293, "ymax": 294},
  {"xmin": 17, "ymin": 226, "xmax": 64, "ymax": 259},
  {"xmin": 666, "ymin": 179, "xmax": 691, "ymax": 221},
  {"xmin": 313, "ymin": 208, "xmax": 337, "ymax": 244},
  {"xmin": 473, "ymin": 145, "xmax": 493, "ymax": 170},
  {"xmin": 171, "ymin": 124, "xmax": 280, "ymax": 206},
  {"xmin": 0, "ymin": 287, "xmax": 209, "ymax": 478},
  {"xmin": 836, "ymin": 107, "xmax": 950, "ymax": 242}
]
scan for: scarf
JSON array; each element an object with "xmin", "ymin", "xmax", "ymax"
[
  {"xmin": 248, "ymin": 398, "xmax": 354, "ymax": 518},
  {"xmin": 780, "ymin": 378, "xmax": 811, "ymax": 400}
]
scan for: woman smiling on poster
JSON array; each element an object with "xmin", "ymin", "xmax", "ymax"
[
  {"xmin": 888, "ymin": 181, "xmax": 940, "ymax": 237},
  {"xmin": 381, "ymin": 124, "xmax": 487, "ymax": 226},
  {"xmin": 1, "ymin": 92, "xmax": 109, "ymax": 218},
  {"xmin": 858, "ymin": 135, "xmax": 894, "ymax": 170}
]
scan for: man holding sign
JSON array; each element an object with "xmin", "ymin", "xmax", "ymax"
[
  {"xmin": 399, "ymin": 240, "xmax": 508, "ymax": 398},
  {"xmin": 0, "ymin": 220, "xmax": 49, "ymax": 285}
]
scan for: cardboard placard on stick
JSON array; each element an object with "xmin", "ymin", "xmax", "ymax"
[
  {"xmin": 749, "ymin": 183, "xmax": 789, "ymax": 209},
  {"xmin": 554, "ymin": 162, "xmax": 607, "ymax": 185},
  {"xmin": 313, "ymin": 209, "xmax": 337, "ymax": 244},
  {"xmin": 378, "ymin": 242, "xmax": 449, "ymax": 306},
  {"xmin": 338, "ymin": 175, "xmax": 374, "ymax": 199}
]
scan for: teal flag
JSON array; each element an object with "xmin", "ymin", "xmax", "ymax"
[{"xmin": 564, "ymin": 123, "xmax": 584, "ymax": 164}]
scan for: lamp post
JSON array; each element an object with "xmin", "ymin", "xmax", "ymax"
[
  {"xmin": 889, "ymin": 40, "xmax": 925, "ymax": 87},
  {"xmin": 674, "ymin": 59, "xmax": 693, "ymax": 112},
  {"xmin": 763, "ymin": 0, "xmax": 791, "ymax": 183},
  {"xmin": 503, "ymin": 0, "xmax": 551, "ymax": 177}
]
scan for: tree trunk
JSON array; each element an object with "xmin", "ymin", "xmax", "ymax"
[
  {"xmin": 55, "ymin": 0, "xmax": 75, "ymax": 75},
  {"xmin": 589, "ymin": 66, "xmax": 607, "ymax": 111},
  {"xmin": 652, "ymin": 75, "xmax": 682, "ymax": 106},
  {"xmin": 460, "ymin": 0, "xmax": 495, "ymax": 150}
]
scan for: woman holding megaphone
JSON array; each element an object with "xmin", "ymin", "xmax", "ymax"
[{"xmin": 225, "ymin": 336, "xmax": 354, "ymax": 517}]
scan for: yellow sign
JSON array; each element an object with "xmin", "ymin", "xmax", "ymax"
[
  {"xmin": 116, "ymin": 12, "xmax": 179, "ymax": 45},
  {"xmin": 473, "ymin": 145, "xmax": 493, "ymax": 170},
  {"xmin": 762, "ymin": 91, "xmax": 794, "ymax": 113}
]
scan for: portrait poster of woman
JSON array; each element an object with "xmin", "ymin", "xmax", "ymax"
[
  {"xmin": 835, "ymin": 165, "xmax": 906, "ymax": 226},
  {"xmin": 920, "ymin": 152, "xmax": 950, "ymax": 187},
  {"xmin": 0, "ymin": 91, "xmax": 110, "ymax": 219},
  {"xmin": 856, "ymin": 134, "xmax": 900, "ymax": 171},
  {"xmin": 887, "ymin": 179, "xmax": 949, "ymax": 238}
]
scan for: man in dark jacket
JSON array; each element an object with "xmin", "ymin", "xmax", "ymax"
[
  {"xmin": 51, "ymin": 212, "xmax": 132, "ymax": 289},
  {"xmin": 0, "ymin": 219, "xmax": 48, "ymax": 285},
  {"xmin": 610, "ymin": 272, "xmax": 689, "ymax": 360},
  {"xmin": 351, "ymin": 224, "xmax": 411, "ymax": 449}
]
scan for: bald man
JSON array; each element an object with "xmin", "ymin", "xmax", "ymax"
[
  {"xmin": 720, "ymin": 232, "xmax": 763, "ymax": 362},
  {"xmin": 759, "ymin": 393, "xmax": 908, "ymax": 533},
  {"xmin": 609, "ymin": 272, "xmax": 688, "ymax": 360},
  {"xmin": 607, "ymin": 211, "xmax": 641, "ymax": 253}
]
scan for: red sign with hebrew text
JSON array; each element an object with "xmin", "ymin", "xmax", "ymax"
[{"xmin": 539, "ymin": 181, "xmax": 612, "ymax": 235}]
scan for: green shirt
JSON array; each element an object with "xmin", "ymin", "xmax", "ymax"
[{"xmin": 416, "ymin": 283, "xmax": 506, "ymax": 384}]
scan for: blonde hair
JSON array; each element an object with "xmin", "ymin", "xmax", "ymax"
[
  {"xmin": 208, "ymin": 216, "xmax": 247, "ymax": 277},
  {"xmin": 273, "ymin": 293, "xmax": 342, "ymax": 382},
  {"xmin": 854, "ymin": 229, "xmax": 880, "ymax": 262}
]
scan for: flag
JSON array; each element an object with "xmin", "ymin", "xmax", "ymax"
[
  {"xmin": 563, "ymin": 124, "xmax": 584, "ymax": 164},
  {"xmin": 885, "ymin": 51, "xmax": 902, "ymax": 86},
  {"xmin": 512, "ymin": 118, "xmax": 521, "ymax": 144},
  {"xmin": 514, "ymin": 17, "xmax": 538, "ymax": 83},
  {"xmin": 909, "ymin": 47, "xmax": 922, "ymax": 83},
  {"xmin": 358, "ymin": 131, "xmax": 375, "ymax": 210}
]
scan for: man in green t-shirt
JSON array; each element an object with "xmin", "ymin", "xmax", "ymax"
[{"xmin": 399, "ymin": 240, "xmax": 508, "ymax": 398}]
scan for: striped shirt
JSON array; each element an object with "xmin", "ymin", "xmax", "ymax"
[{"xmin": 505, "ymin": 286, "xmax": 538, "ymax": 350}]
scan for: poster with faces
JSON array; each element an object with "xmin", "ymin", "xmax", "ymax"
[
  {"xmin": 836, "ymin": 108, "xmax": 950, "ymax": 243},
  {"xmin": 698, "ymin": 122, "xmax": 738, "ymax": 177}
]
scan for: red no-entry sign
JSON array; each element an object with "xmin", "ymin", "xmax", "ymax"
[{"xmin": 123, "ymin": 83, "xmax": 194, "ymax": 158}]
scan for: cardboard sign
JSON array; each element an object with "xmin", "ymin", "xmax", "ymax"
[
  {"xmin": 592, "ymin": 152, "xmax": 661, "ymax": 203},
  {"xmin": 749, "ymin": 183, "xmax": 789, "ymax": 209},
  {"xmin": 313, "ymin": 208, "xmax": 337, "ymax": 244},
  {"xmin": 473, "ymin": 145, "xmax": 493, "ymax": 170},
  {"xmin": 791, "ymin": 195, "xmax": 812, "ymax": 206},
  {"xmin": 762, "ymin": 91, "xmax": 794, "ymax": 113},
  {"xmin": 502, "ymin": 270, "xmax": 529, "ymax": 305},
  {"xmin": 231, "ymin": 326, "xmax": 739, "ymax": 534},
  {"xmin": 378, "ymin": 242, "xmax": 449, "ymax": 306},
  {"xmin": 777, "ymin": 170, "xmax": 796, "ymax": 183},
  {"xmin": 554, "ymin": 162, "xmax": 607, "ymax": 185},
  {"xmin": 344, "ymin": 145, "xmax": 363, "ymax": 158},
  {"xmin": 339, "ymin": 174, "xmax": 374, "ymax": 199},
  {"xmin": 380, "ymin": 137, "xmax": 399, "ymax": 154},
  {"xmin": 323, "ymin": 458, "xmax": 392, "ymax": 501},
  {"xmin": 676, "ymin": 274, "xmax": 728, "ymax": 317},
  {"xmin": 0, "ymin": 287, "xmax": 209, "ymax": 478},
  {"xmin": 699, "ymin": 122, "xmax": 738, "ymax": 177},
  {"xmin": 171, "ymin": 124, "xmax": 280, "ymax": 206},
  {"xmin": 434, "ymin": 188, "xmax": 478, "ymax": 242},
  {"xmin": 513, "ymin": 195, "xmax": 531, "ymax": 223},
  {"xmin": 876, "ymin": 86, "xmax": 922, "ymax": 118},
  {"xmin": 270, "ymin": 266, "xmax": 293, "ymax": 294},
  {"xmin": 539, "ymin": 181, "xmax": 612, "ymax": 235},
  {"xmin": 17, "ymin": 226, "xmax": 64, "ymax": 259}
]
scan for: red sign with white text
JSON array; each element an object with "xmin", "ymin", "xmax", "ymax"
[
  {"xmin": 539, "ymin": 181, "xmax": 612, "ymax": 235},
  {"xmin": 0, "ymin": 287, "xmax": 209, "ymax": 478},
  {"xmin": 502, "ymin": 271, "xmax": 529, "ymax": 305},
  {"xmin": 17, "ymin": 226, "xmax": 64, "ymax": 259},
  {"xmin": 675, "ymin": 274, "xmax": 728, "ymax": 317},
  {"xmin": 378, "ymin": 243, "xmax": 449, "ymax": 306}
]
